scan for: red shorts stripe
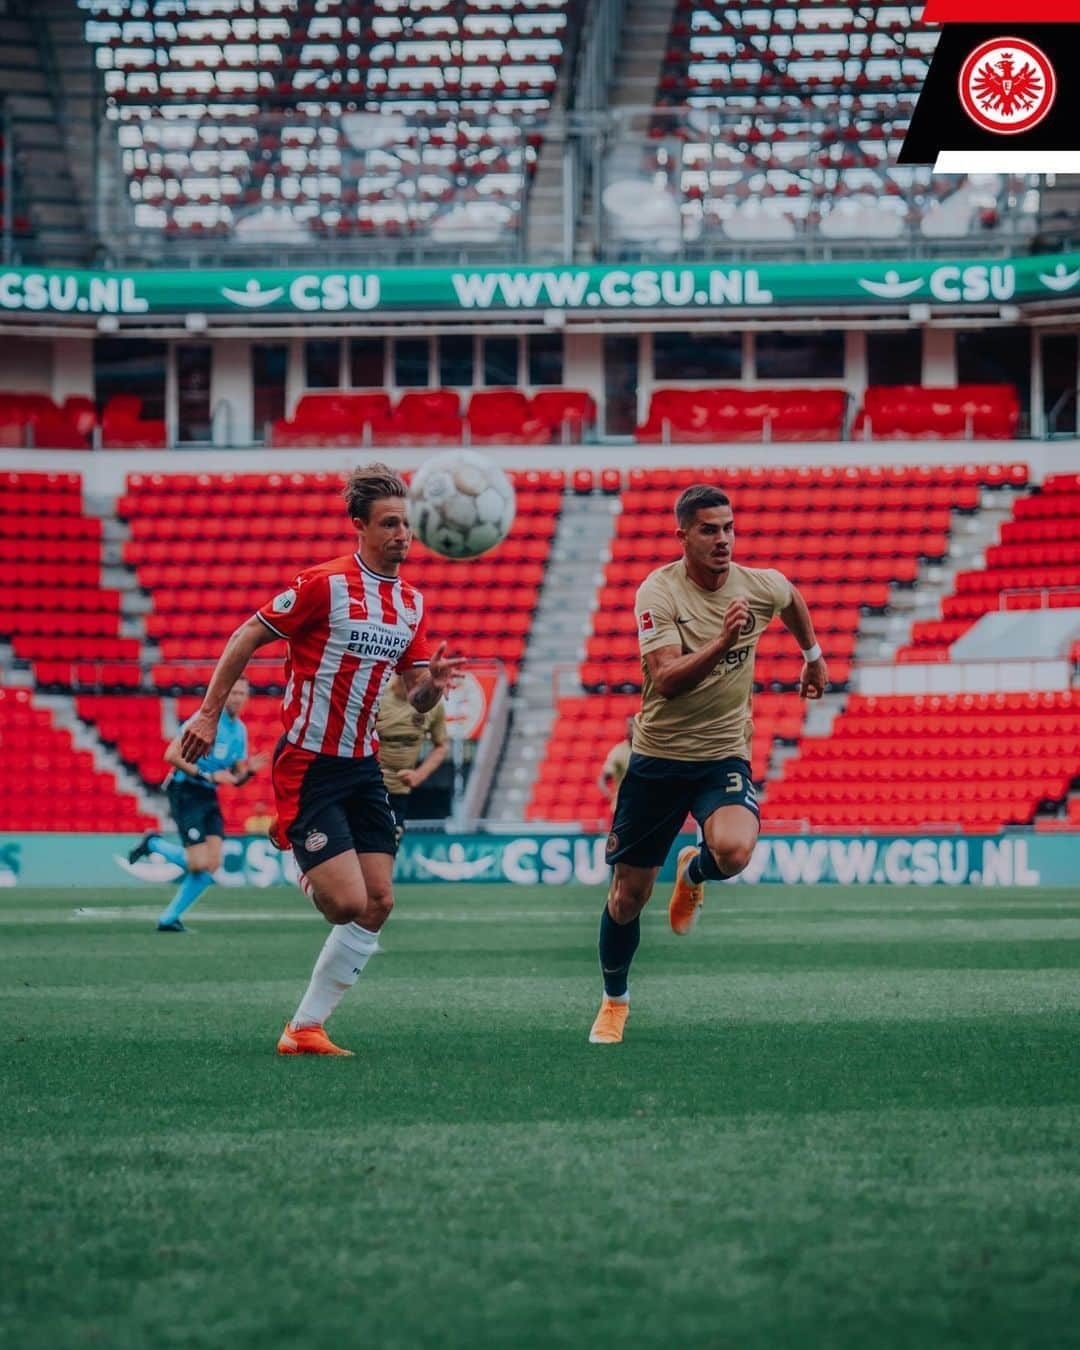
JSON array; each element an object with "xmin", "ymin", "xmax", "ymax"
[{"xmin": 271, "ymin": 739, "xmax": 317, "ymax": 839}]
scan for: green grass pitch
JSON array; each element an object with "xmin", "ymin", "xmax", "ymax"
[{"xmin": 2, "ymin": 882, "xmax": 1079, "ymax": 1350}]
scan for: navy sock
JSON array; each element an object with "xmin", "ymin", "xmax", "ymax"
[
  {"xmin": 598, "ymin": 904, "xmax": 640, "ymax": 998},
  {"xmin": 688, "ymin": 844, "xmax": 726, "ymax": 885}
]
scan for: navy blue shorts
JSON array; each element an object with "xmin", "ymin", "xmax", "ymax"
[
  {"xmin": 273, "ymin": 737, "xmax": 398, "ymax": 873},
  {"xmin": 605, "ymin": 752, "xmax": 759, "ymax": 870},
  {"xmin": 167, "ymin": 781, "xmax": 225, "ymax": 846}
]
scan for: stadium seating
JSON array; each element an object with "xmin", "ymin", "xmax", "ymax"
[
  {"xmin": 0, "ymin": 393, "xmax": 93, "ymax": 450},
  {"xmin": 853, "ymin": 386, "xmax": 1020, "ymax": 440},
  {"xmin": 638, "ymin": 388, "xmax": 846, "ymax": 442},
  {"xmin": 270, "ymin": 392, "xmax": 393, "ymax": 447},
  {"xmin": 897, "ymin": 471, "xmax": 1080, "ymax": 661},
  {"xmin": 0, "ymin": 472, "xmax": 139, "ymax": 691},
  {"xmin": 578, "ymin": 463, "xmax": 1028, "ymax": 696},
  {"xmin": 762, "ymin": 690, "xmax": 1080, "ymax": 832},
  {"xmin": 270, "ymin": 389, "xmax": 596, "ymax": 447},
  {"xmin": 101, "ymin": 396, "xmax": 167, "ymax": 450},
  {"xmin": 118, "ymin": 468, "xmax": 565, "ymax": 691},
  {"xmin": 526, "ymin": 691, "xmax": 804, "ymax": 827},
  {"xmin": 628, "ymin": 2, "xmax": 1037, "ymax": 246},
  {"xmin": 0, "ymin": 687, "xmax": 156, "ymax": 832},
  {"xmin": 79, "ymin": 0, "xmax": 570, "ymax": 248}
]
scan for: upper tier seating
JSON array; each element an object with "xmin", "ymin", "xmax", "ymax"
[
  {"xmin": 854, "ymin": 385, "xmax": 1020, "ymax": 441},
  {"xmin": 638, "ymin": 388, "xmax": 846, "ymax": 442},
  {"xmin": 762, "ymin": 690, "xmax": 1080, "ymax": 833},
  {"xmin": 0, "ymin": 393, "xmax": 95, "ymax": 450},
  {"xmin": 270, "ymin": 388, "xmax": 595, "ymax": 447},
  {"xmin": 578, "ymin": 463, "xmax": 1028, "ymax": 696},
  {"xmin": 627, "ymin": 1, "xmax": 1038, "ymax": 247},
  {"xmin": 101, "ymin": 395, "xmax": 167, "ymax": 450},
  {"xmin": 118, "ymin": 468, "xmax": 566, "ymax": 690},
  {"xmin": 526, "ymin": 691, "xmax": 805, "ymax": 828},
  {"xmin": 80, "ymin": 0, "xmax": 569, "ymax": 248},
  {"xmin": 0, "ymin": 687, "xmax": 156, "ymax": 832},
  {"xmin": 0, "ymin": 472, "xmax": 139, "ymax": 691},
  {"xmin": 899, "ymin": 472, "xmax": 1080, "ymax": 661}
]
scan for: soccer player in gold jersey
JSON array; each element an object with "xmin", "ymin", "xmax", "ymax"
[
  {"xmin": 589, "ymin": 484, "xmax": 828, "ymax": 1044},
  {"xmin": 376, "ymin": 674, "xmax": 449, "ymax": 842}
]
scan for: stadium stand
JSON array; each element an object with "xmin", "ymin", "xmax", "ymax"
[
  {"xmin": 853, "ymin": 385, "xmax": 1020, "ymax": 441},
  {"xmin": 524, "ymin": 461, "xmax": 1036, "ymax": 827},
  {"xmin": 0, "ymin": 686, "xmax": 156, "ymax": 832},
  {"xmin": 761, "ymin": 690, "xmax": 1079, "ymax": 833},
  {"xmin": 618, "ymin": 0, "xmax": 1039, "ymax": 250},
  {"xmin": 638, "ymin": 388, "xmax": 847, "ymax": 442},
  {"xmin": 118, "ymin": 467, "xmax": 564, "ymax": 694},
  {"xmin": 269, "ymin": 389, "xmax": 595, "ymax": 447},
  {"xmin": 0, "ymin": 471, "xmax": 140, "ymax": 692},
  {"xmin": 78, "ymin": 0, "xmax": 572, "ymax": 251},
  {"xmin": 898, "ymin": 471, "xmax": 1080, "ymax": 662}
]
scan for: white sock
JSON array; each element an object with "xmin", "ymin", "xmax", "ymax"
[{"xmin": 290, "ymin": 923, "xmax": 380, "ymax": 1030}]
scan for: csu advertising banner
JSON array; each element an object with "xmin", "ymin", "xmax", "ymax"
[
  {"xmin": 0, "ymin": 832, "xmax": 1076, "ymax": 890},
  {"xmin": 2, "ymin": 256, "xmax": 1080, "ymax": 319}
]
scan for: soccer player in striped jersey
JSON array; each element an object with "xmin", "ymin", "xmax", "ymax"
[{"xmin": 179, "ymin": 463, "xmax": 465, "ymax": 1056}]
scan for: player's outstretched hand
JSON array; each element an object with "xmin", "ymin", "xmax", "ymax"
[
  {"xmin": 249, "ymin": 751, "xmax": 270, "ymax": 774},
  {"xmin": 799, "ymin": 656, "xmax": 828, "ymax": 701},
  {"xmin": 428, "ymin": 641, "xmax": 467, "ymax": 693},
  {"xmin": 718, "ymin": 597, "xmax": 751, "ymax": 653},
  {"xmin": 181, "ymin": 710, "xmax": 218, "ymax": 762}
]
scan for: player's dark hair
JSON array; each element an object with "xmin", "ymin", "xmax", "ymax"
[
  {"xmin": 675, "ymin": 484, "xmax": 731, "ymax": 529},
  {"xmin": 344, "ymin": 462, "xmax": 408, "ymax": 522}
]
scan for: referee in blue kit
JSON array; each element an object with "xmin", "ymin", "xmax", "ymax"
[{"xmin": 129, "ymin": 676, "xmax": 267, "ymax": 930}]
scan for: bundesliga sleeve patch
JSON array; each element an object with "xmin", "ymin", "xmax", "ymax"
[
  {"xmin": 271, "ymin": 588, "xmax": 297, "ymax": 614},
  {"xmin": 638, "ymin": 610, "xmax": 654, "ymax": 633}
]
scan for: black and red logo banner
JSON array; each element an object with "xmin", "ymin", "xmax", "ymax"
[{"xmin": 900, "ymin": 3, "xmax": 1079, "ymax": 168}]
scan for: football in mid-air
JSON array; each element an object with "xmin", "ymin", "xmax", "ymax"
[{"xmin": 408, "ymin": 450, "xmax": 516, "ymax": 559}]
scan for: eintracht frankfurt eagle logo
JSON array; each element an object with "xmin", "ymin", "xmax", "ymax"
[{"xmin": 958, "ymin": 37, "xmax": 1056, "ymax": 134}]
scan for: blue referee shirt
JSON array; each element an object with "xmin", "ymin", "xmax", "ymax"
[{"xmin": 172, "ymin": 709, "xmax": 249, "ymax": 787}]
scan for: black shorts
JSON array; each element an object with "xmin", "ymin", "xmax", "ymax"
[
  {"xmin": 272, "ymin": 737, "xmax": 398, "ymax": 873},
  {"xmin": 605, "ymin": 753, "xmax": 759, "ymax": 870},
  {"xmin": 167, "ymin": 780, "xmax": 225, "ymax": 846}
]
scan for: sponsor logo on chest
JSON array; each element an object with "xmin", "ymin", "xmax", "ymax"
[{"xmin": 338, "ymin": 616, "xmax": 412, "ymax": 661}]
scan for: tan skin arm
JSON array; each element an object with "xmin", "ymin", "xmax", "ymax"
[
  {"xmin": 398, "ymin": 740, "xmax": 449, "ymax": 790},
  {"xmin": 645, "ymin": 589, "xmax": 828, "ymax": 702},
  {"xmin": 778, "ymin": 586, "xmax": 829, "ymax": 700},
  {"xmin": 180, "ymin": 616, "xmax": 281, "ymax": 761},
  {"xmin": 400, "ymin": 641, "xmax": 466, "ymax": 713},
  {"xmin": 644, "ymin": 596, "xmax": 752, "ymax": 698}
]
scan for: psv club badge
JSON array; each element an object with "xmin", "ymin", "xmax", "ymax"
[{"xmin": 958, "ymin": 37, "xmax": 1056, "ymax": 135}]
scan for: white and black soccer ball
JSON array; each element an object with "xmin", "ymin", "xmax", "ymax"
[{"xmin": 408, "ymin": 450, "xmax": 516, "ymax": 559}]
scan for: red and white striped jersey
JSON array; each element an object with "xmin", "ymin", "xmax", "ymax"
[{"xmin": 256, "ymin": 553, "xmax": 432, "ymax": 758}]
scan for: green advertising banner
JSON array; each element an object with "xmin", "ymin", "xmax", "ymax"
[
  {"xmin": 0, "ymin": 831, "xmax": 1076, "ymax": 889},
  {"xmin": 1, "ymin": 255, "xmax": 1079, "ymax": 318}
]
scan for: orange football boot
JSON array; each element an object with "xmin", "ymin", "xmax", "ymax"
[
  {"xmin": 668, "ymin": 844, "xmax": 705, "ymax": 935},
  {"xmin": 588, "ymin": 998, "xmax": 629, "ymax": 1044},
  {"xmin": 276, "ymin": 1022, "xmax": 354, "ymax": 1056}
]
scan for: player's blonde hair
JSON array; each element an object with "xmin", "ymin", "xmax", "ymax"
[{"xmin": 344, "ymin": 462, "xmax": 408, "ymax": 522}]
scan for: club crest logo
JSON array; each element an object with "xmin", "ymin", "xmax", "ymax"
[
  {"xmin": 605, "ymin": 831, "xmax": 619, "ymax": 857},
  {"xmin": 739, "ymin": 610, "xmax": 756, "ymax": 636},
  {"xmin": 305, "ymin": 830, "xmax": 328, "ymax": 853},
  {"xmin": 958, "ymin": 37, "xmax": 1056, "ymax": 135}
]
